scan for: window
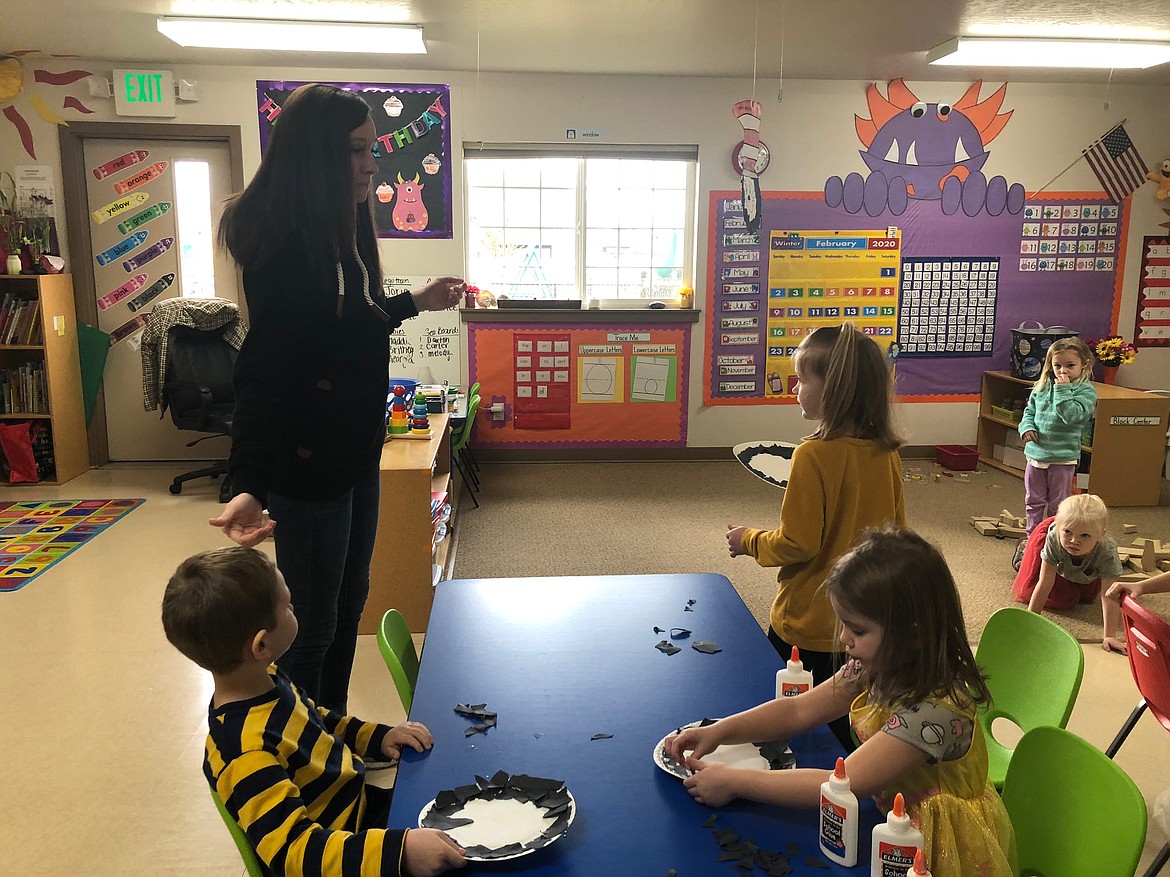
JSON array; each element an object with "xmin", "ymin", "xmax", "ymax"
[
  {"xmin": 465, "ymin": 148, "xmax": 696, "ymax": 301},
  {"xmin": 173, "ymin": 159, "xmax": 215, "ymax": 298}
]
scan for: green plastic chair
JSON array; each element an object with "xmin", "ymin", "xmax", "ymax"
[
  {"xmin": 1001, "ymin": 726, "xmax": 1146, "ymax": 876},
  {"xmin": 211, "ymin": 789, "xmax": 266, "ymax": 877},
  {"xmin": 451, "ymin": 394, "xmax": 481, "ymax": 505},
  {"xmin": 465, "ymin": 382, "xmax": 482, "ymax": 471},
  {"xmin": 376, "ymin": 608, "xmax": 420, "ymax": 713},
  {"xmin": 976, "ymin": 606, "xmax": 1084, "ymax": 789}
]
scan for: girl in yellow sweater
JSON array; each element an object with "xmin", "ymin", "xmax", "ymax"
[{"xmin": 726, "ymin": 324, "xmax": 905, "ymax": 748}]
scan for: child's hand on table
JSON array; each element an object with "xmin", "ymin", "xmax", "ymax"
[
  {"xmin": 682, "ymin": 761, "xmax": 741, "ymax": 808},
  {"xmin": 382, "ymin": 721, "xmax": 434, "ymax": 760},
  {"xmin": 403, "ymin": 828, "xmax": 466, "ymax": 876}
]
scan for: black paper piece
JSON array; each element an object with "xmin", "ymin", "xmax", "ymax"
[
  {"xmin": 654, "ymin": 626, "xmax": 666, "ymax": 633},
  {"xmin": 669, "ymin": 627, "xmax": 691, "ymax": 639},
  {"xmin": 692, "ymin": 640, "xmax": 722, "ymax": 654},
  {"xmin": 591, "ymin": 732, "xmax": 614, "ymax": 740},
  {"xmin": 423, "ymin": 813, "xmax": 474, "ymax": 830},
  {"xmin": 655, "ymin": 640, "xmax": 681, "ymax": 655}
]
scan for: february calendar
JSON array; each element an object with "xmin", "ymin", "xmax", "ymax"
[{"xmin": 762, "ymin": 229, "xmax": 900, "ymax": 397}]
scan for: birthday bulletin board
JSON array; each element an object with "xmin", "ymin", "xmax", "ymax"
[
  {"xmin": 468, "ymin": 324, "xmax": 689, "ymax": 448},
  {"xmin": 255, "ymin": 81, "xmax": 453, "ymax": 239},
  {"xmin": 704, "ymin": 192, "xmax": 1127, "ymax": 404}
]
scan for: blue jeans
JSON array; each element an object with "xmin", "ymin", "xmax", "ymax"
[{"xmin": 267, "ymin": 466, "xmax": 380, "ymax": 712}]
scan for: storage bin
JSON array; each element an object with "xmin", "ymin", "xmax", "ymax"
[
  {"xmin": 1009, "ymin": 322, "xmax": 1078, "ymax": 380},
  {"xmin": 935, "ymin": 444, "xmax": 979, "ymax": 471},
  {"xmin": 990, "ymin": 404, "xmax": 1022, "ymax": 423}
]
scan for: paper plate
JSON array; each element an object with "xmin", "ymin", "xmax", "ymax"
[
  {"xmin": 732, "ymin": 441, "xmax": 799, "ymax": 489},
  {"xmin": 418, "ymin": 771, "xmax": 575, "ymax": 861},
  {"xmin": 654, "ymin": 719, "xmax": 796, "ymax": 779}
]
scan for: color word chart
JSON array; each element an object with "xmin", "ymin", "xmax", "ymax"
[
  {"xmin": 763, "ymin": 230, "xmax": 900, "ymax": 397},
  {"xmin": 898, "ymin": 258, "xmax": 999, "ymax": 357}
]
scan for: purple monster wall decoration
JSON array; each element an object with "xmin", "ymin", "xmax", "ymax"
[{"xmin": 825, "ymin": 79, "xmax": 1025, "ymax": 218}]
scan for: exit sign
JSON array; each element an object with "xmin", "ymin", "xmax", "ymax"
[{"xmin": 113, "ymin": 69, "xmax": 176, "ymax": 117}]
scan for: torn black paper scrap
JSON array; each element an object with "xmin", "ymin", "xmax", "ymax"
[{"xmin": 692, "ymin": 640, "xmax": 722, "ymax": 654}]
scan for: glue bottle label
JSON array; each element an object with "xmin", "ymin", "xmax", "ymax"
[
  {"xmin": 820, "ymin": 796, "xmax": 847, "ymax": 853},
  {"xmin": 780, "ymin": 681, "xmax": 809, "ymax": 697},
  {"xmin": 876, "ymin": 842, "xmax": 917, "ymax": 877}
]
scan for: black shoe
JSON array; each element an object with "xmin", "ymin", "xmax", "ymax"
[{"xmin": 1012, "ymin": 538, "xmax": 1027, "ymax": 572}]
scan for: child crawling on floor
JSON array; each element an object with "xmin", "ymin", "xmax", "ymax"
[{"xmin": 1011, "ymin": 493, "xmax": 1126, "ymax": 653}]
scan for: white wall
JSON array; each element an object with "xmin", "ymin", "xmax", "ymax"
[{"xmin": 4, "ymin": 60, "xmax": 1168, "ymax": 448}]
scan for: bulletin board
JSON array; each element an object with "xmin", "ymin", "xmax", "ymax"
[
  {"xmin": 468, "ymin": 324, "xmax": 689, "ymax": 448},
  {"xmin": 255, "ymin": 80, "xmax": 453, "ymax": 239},
  {"xmin": 1135, "ymin": 236, "xmax": 1170, "ymax": 347},
  {"xmin": 704, "ymin": 191, "xmax": 1127, "ymax": 404},
  {"xmin": 385, "ymin": 276, "xmax": 461, "ymax": 386}
]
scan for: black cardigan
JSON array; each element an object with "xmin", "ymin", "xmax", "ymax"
[{"xmin": 229, "ymin": 247, "xmax": 417, "ymax": 503}]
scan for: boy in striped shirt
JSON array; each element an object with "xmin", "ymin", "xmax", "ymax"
[{"xmin": 162, "ymin": 546, "xmax": 465, "ymax": 877}]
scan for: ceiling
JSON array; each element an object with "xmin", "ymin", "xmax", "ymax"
[{"xmin": 6, "ymin": 0, "xmax": 1170, "ymax": 84}]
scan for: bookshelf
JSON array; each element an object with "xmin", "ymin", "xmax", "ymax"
[
  {"xmin": 0, "ymin": 274, "xmax": 89, "ymax": 485},
  {"xmin": 359, "ymin": 413, "xmax": 454, "ymax": 634},
  {"xmin": 977, "ymin": 370, "xmax": 1169, "ymax": 507}
]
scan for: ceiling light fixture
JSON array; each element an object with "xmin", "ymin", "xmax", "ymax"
[
  {"xmin": 156, "ymin": 16, "xmax": 426, "ymax": 54},
  {"xmin": 928, "ymin": 36, "xmax": 1170, "ymax": 69}
]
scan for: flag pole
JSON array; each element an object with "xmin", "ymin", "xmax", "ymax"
[{"xmin": 1031, "ymin": 118, "xmax": 1127, "ymax": 197}]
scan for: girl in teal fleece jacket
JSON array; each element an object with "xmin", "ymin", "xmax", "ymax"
[{"xmin": 1017, "ymin": 337, "xmax": 1097, "ymax": 534}]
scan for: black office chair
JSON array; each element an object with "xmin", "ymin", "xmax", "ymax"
[{"xmin": 161, "ymin": 324, "xmax": 237, "ymax": 502}]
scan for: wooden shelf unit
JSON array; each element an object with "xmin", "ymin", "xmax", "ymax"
[
  {"xmin": 976, "ymin": 370, "xmax": 1170, "ymax": 507},
  {"xmin": 0, "ymin": 274, "xmax": 89, "ymax": 485},
  {"xmin": 359, "ymin": 413, "xmax": 453, "ymax": 634}
]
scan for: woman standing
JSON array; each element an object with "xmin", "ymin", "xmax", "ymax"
[{"xmin": 211, "ymin": 83, "xmax": 464, "ymax": 711}]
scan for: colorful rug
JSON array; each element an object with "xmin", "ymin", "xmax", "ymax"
[{"xmin": 0, "ymin": 499, "xmax": 145, "ymax": 592}]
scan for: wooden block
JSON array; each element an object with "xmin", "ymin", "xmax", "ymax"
[
  {"xmin": 1122, "ymin": 523, "xmax": 1138, "ymax": 534},
  {"xmin": 1142, "ymin": 542, "xmax": 1158, "ymax": 572},
  {"xmin": 1160, "ymin": 560, "xmax": 1170, "ymax": 572},
  {"xmin": 1116, "ymin": 547, "xmax": 1141, "ymax": 558},
  {"xmin": 1119, "ymin": 571, "xmax": 1150, "ymax": 583},
  {"xmin": 1125, "ymin": 557, "xmax": 1145, "ymax": 574},
  {"xmin": 1133, "ymin": 538, "xmax": 1157, "ymax": 548},
  {"xmin": 999, "ymin": 509, "xmax": 1015, "ymax": 521},
  {"xmin": 974, "ymin": 521, "xmax": 999, "ymax": 536},
  {"xmin": 997, "ymin": 524, "xmax": 1027, "ymax": 538}
]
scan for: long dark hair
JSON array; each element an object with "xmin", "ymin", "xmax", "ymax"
[
  {"xmin": 218, "ymin": 83, "xmax": 382, "ymax": 292},
  {"xmin": 825, "ymin": 527, "xmax": 990, "ymax": 710},
  {"xmin": 796, "ymin": 324, "xmax": 902, "ymax": 450}
]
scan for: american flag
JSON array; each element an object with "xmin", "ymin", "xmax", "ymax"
[{"xmin": 1082, "ymin": 123, "xmax": 1148, "ymax": 202}]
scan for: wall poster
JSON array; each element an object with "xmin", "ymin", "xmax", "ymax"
[
  {"xmin": 255, "ymin": 80, "xmax": 453, "ymax": 240},
  {"xmin": 469, "ymin": 323, "xmax": 688, "ymax": 448},
  {"xmin": 1135, "ymin": 236, "xmax": 1170, "ymax": 346}
]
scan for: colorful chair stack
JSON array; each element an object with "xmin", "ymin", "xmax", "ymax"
[{"xmin": 388, "ymin": 385, "xmax": 410, "ymax": 435}]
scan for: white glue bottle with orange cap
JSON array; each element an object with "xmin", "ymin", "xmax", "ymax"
[
  {"xmin": 871, "ymin": 792, "xmax": 925, "ymax": 876},
  {"xmin": 905, "ymin": 849, "xmax": 931, "ymax": 876},
  {"xmin": 776, "ymin": 645, "xmax": 814, "ymax": 699},
  {"xmin": 819, "ymin": 756, "xmax": 859, "ymax": 866}
]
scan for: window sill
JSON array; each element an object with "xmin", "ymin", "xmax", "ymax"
[{"xmin": 459, "ymin": 307, "xmax": 701, "ymax": 324}]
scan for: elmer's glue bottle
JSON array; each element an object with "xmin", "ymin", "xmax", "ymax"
[
  {"xmin": 905, "ymin": 849, "xmax": 931, "ymax": 876},
  {"xmin": 819, "ymin": 757, "xmax": 858, "ymax": 866},
  {"xmin": 776, "ymin": 645, "xmax": 814, "ymax": 699},
  {"xmin": 871, "ymin": 793, "xmax": 924, "ymax": 876}
]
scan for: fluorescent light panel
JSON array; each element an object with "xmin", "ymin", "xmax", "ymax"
[
  {"xmin": 928, "ymin": 36, "xmax": 1170, "ymax": 69},
  {"xmin": 157, "ymin": 16, "xmax": 426, "ymax": 54}
]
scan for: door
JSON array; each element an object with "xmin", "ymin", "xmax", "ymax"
[{"xmin": 80, "ymin": 137, "xmax": 240, "ymax": 461}]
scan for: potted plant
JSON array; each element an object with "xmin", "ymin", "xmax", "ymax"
[{"xmin": 1088, "ymin": 335, "xmax": 1137, "ymax": 383}]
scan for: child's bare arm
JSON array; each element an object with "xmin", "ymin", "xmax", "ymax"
[
  {"xmin": 1027, "ymin": 561, "xmax": 1059, "ymax": 613},
  {"xmin": 1107, "ymin": 569, "xmax": 1170, "ymax": 601},
  {"xmin": 1100, "ymin": 579, "xmax": 1127, "ymax": 655}
]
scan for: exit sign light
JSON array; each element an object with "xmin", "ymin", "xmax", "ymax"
[{"xmin": 113, "ymin": 69, "xmax": 176, "ymax": 117}]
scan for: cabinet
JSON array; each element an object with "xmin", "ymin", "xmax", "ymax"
[
  {"xmin": 359, "ymin": 413, "xmax": 453, "ymax": 634},
  {"xmin": 976, "ymin": 370, "xmax": 1170, "ymax": 507},
  {"xmin": 0, "ymin": 274, "xmax": 89, "ymax": 485}
]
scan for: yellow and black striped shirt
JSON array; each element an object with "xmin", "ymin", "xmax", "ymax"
[{"xmin": 204, "ymin": 665, "xmax": 405, "ymax": 876}]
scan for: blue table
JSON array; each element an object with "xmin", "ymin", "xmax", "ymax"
[{"xmin": 389, "ymin": 574, "xmax": 873, "ymax": 874}]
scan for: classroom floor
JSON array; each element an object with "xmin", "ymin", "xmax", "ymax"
[{"xmin": 2, "ymin": 464, "xmax": 1167, "ymax": 875}]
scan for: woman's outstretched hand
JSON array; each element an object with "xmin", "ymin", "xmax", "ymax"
[
  {"xmin": 412, "ymin": 276, "xmax": 466, "ymax": 312},
  {"xmin": 209, "ymin": 492, "xmax": 275, "ymax": 547}
]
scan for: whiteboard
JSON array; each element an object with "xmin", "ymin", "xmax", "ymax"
[{"xmin": 384, "ymin": 275, "xmax": 462, "ymax": 386}]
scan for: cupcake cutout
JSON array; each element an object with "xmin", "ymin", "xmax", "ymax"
[
  {"xmin": 376, "ymin": 182, "xmax": 394, "ymax": 203},
  {"xmin": 422, "ymin": 153, "xmax": 441, "ymax": 175},
  {"xmin": 383, "ymin": 95, "xmax": 404, "ymax": 117}
]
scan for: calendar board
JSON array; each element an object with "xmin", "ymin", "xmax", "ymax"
[{"xmin": 898, "ymin": 258, "xmax": 998, "ymax": 357}]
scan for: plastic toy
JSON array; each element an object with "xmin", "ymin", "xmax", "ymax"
[
  {"xmin": 411, "ymin": 392, "xmax": 431, "ymax": 436},
  {"xmin": 1146, "ymin": 159, "xmax": 1170, "ymax": 201},
  {"xmin": 388, "ymin": 384, "xmax": 410, "ymax": 434}
]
